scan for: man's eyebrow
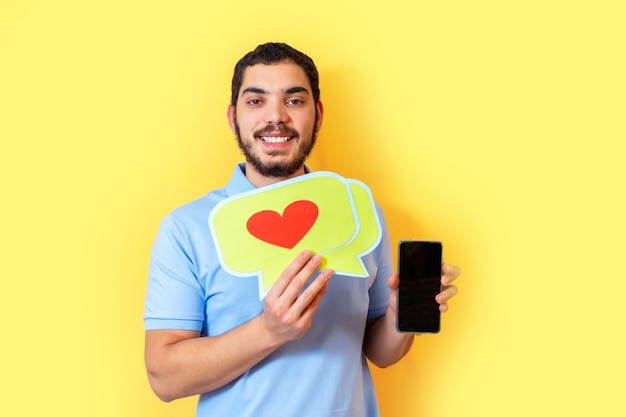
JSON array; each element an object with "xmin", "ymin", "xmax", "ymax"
[
  {"xmin": 284, "ymin": 86, "xmax": 309, "ymax": 95},
  {"xmin": 241, "ymin": 86, "xmax": 310, "ymax": 96},
  {"xmin": 241, "ymin": 87, "xmax": 267, "ymax": 96}
]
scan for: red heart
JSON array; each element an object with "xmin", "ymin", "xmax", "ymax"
[{"xmin": 246, "ymin": 200, "xmax": 319, "ymax": 249}]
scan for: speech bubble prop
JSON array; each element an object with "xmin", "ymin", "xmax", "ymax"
[
  {"xmin": 318, "ymin": 179, "xmax": 382, "ymax": 275},
  {"xmin": 209, "ymin": 172, "xmax": 382, "ymax": 299}
]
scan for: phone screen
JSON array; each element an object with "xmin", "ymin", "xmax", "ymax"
[{"xmin": 397, "ymin": 240, "xmax": 442, "ymax": 333}]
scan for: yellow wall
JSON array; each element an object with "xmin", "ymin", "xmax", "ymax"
[{"xmin": 1, "ymin": 1, "xmax": 624, "ymax": 416}]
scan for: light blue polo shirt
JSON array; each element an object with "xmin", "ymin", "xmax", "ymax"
[{"xmin": 144, "ymin": 163, "xmax": 393, "ymax": 417}]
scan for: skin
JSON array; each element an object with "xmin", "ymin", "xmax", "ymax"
[
  {"xmin": 227, "ymin": 62, "xmax": 323, "ymax": 188},
  {"xmin": 145, "ymin": 61, "xmax": 460, "ymax": 402}
]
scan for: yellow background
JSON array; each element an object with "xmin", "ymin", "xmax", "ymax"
[{"xmin": 1, "ymin": 1, "xmax": 624, "ymax": 416}]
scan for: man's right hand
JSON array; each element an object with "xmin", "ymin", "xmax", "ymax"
[
  {"xmin": 261, "ymin": 250, "xmax": 334, "ymax": 343},
  {"xmin": 145, "ymin": 250, "xmax": 333, "ymax": 401}
]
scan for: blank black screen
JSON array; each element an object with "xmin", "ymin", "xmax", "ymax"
[{"xmin": 397, "ymin": 241, "xmax": 442, "ymax": 333}]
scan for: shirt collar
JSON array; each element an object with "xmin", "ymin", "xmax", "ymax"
[{"xmin": 224, "ymin": 162, "xmax": 311, "ymax": 197}]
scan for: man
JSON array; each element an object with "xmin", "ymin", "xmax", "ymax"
[{"xmin": 144, "ymin": 42, "xmax": 460, "ymax": 417}]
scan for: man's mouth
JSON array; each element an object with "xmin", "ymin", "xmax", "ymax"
[
  {"xmin": 260, "ymin": 136, "xmax": 293, "ymax": 143},
  {"xmin": 255, "ymin": 124, "xmax": 298, "ymax": 144}
]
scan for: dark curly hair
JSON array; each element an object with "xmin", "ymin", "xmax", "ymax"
[{"xmin": 230, "ymin": 42, "xmax": 320, "ymax": 106}]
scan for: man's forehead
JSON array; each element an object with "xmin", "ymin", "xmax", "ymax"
[{"xmin": 240, "ymin": 62, "xmax": 311, "ymax": 94}]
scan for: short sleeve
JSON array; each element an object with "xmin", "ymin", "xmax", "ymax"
[
  {"xmin": 366, "ymin": 206, "xmax": 393, "ymax": 320},
  {"xmin": 143, "ymin": 215, "xmax": 206, "ymax": 331}
]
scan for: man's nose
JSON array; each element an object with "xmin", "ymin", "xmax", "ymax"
[{"xmin": 263, "ymin": 100, "xmax": 289, "ymax": 125}]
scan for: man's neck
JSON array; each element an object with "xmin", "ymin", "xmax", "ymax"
[{"xmin": 244, "ymin": 163, "xmax": 307, "ymax": 188}]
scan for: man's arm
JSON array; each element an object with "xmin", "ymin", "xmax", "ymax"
[
  {"xmin": 144, "ymin": 251, "xmax": 333, "ymax": 402},
  {"xmin": 364, "ymin": 263, "xmax": 460, "ymax": 368}
]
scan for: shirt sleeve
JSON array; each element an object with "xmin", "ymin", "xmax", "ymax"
[
  {"xmin": 143, "ymin": 215, "xmax": 206, "ymax": 331},
  {"xmin": 366, "ymin": 206, "xmax": 394, "ymax": 320}
]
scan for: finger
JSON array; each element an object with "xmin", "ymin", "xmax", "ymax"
[
  {"xmin": 436, "ymin": 285, "xmax": 458, "ymax": 304},
  {"xmin": 296, "ymin": 272, "xmax": 331, "ymax": 323},
  {"xmin": 386, "ymin": 274, "xmax": 399, "ymax": 291},
  {"xmin": 268, "ymin": 250, "xmax": 314, "ymax": 300},
  {"xmin": 441, "ymin": 263, "xmax": 461, "ymax": 286},
  {"xmin": 290, "ymin": 268, "xmax": 333, "ymax": 317},
  {"xmin": 280, "ymin": 254, "xmax": 326, "ymax": 305}
]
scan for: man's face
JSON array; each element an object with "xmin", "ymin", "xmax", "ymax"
[{"xmin": 228, "ymin": 62, "xmax": 323, "ymax": 179}]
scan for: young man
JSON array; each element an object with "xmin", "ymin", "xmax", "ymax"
[{"xmin": 144, "ymin": 42, "xmax": 460, "ymax": 417}]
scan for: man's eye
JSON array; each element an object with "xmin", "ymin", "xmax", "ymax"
[
  {"xmin": 247, "ymin": 99, "xmax": 261, "ymax": 105},
  {"xmin": 287, "ymin": 99, "xmax": 303, "ymax": 105}
]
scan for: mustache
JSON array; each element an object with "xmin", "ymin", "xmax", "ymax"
[{"xmin": 254, "ymin": 124, "xmax": 299, "ymax": 137}]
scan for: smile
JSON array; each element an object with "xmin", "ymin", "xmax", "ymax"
[{"xmin": 260, "ymin": 136, "xmax": 292, "ymax": 143}]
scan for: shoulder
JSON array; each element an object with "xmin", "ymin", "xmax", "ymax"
[{"xmin": 168, "ymin": 187, "xmax": 228, "ymax": 220}]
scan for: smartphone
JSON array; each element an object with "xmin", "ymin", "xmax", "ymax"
[{"xmin": 397, "ymin": 240, "xmax": 443, "ymax": 334}]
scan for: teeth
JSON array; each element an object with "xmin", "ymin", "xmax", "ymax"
[{"xmin": 261, "ymin": 136, "xmax": 291, "ymax": 143}]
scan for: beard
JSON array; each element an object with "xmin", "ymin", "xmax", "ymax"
[{"xmin": 234, "ymin": 113, "xmax": 318, "ymax": 178}]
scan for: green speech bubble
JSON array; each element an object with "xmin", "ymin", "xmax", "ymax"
[
  {"xmin": 319, "ymin": 179, "xmax": 382, "ymax": 275},
  {"xmin": 209, "ymin": 172, "xmax": 381, "ymax": 298}
]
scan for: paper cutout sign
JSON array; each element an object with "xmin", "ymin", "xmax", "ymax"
[{"xmin": 208, "ymin": 172, "xmax": 382, "ymax": 299}]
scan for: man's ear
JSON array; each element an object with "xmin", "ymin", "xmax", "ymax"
[
  {"xmin": 315, "ymin": 101, "xmax": 324, "ymax": 133},
  {"xmin": 227, "ymin": 104, "xmax": 237, "ymax": 134}
]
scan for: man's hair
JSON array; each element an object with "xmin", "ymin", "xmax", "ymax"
[{"xmin": 230, "ymin": 42, "xmax": 320, "ymax": 106}]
